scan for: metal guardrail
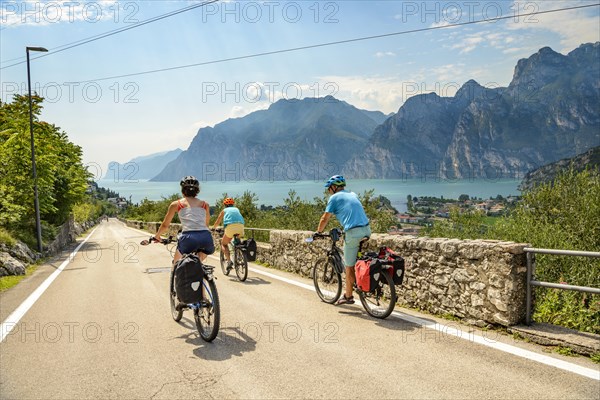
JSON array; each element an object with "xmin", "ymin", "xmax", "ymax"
[
  {"xmin": 524, "ymin": 247, "xmax": 600, "ymax": 325},
  {"xmin": 242, "ymin": 227, "xmax": 275, "ymax": 242}
]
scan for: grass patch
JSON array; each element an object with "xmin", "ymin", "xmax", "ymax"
[
  {"xmin": 555, "ymin": 346, "xmax": 577, "ymax": 357},
  {"xmin": 591, "ymin": 353, "xmax": 600, "ymax": 364},
  {"xmin": 0, "ymin": 264, "xmax": 38, "ymax": 292},
  {"xmin": 441, "ymin": 312, "xmax": 461, "ymax": 322},
  {"xmin": 0, "ymin": 227, "xmax": 17, "ymax": 246}
]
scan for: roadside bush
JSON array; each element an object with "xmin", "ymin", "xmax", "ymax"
[{"xmin": 425, "ymin": 168, "xmax": 600, "ymax": 333}]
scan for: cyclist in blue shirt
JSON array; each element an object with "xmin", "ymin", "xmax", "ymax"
[
  {"xmin": 316, "ymin": 175, "xmax": 371, "ymax": 305},
  {"xmin": 212, "ymin": 197, "xmax": 245, "ymax": 270}
]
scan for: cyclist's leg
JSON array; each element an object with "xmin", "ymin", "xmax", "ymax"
[
  {"xmin": 221, "ymin": 235, "xmax": 232, "ymax": 261},
  {"xmin": 223, "ymin": 224, "xmax": 244, "ymax": 260},
  {"xmin": 343, "ymin": 226, "xmax": 372, "ymax": 299},
  {"xmin": 173, "ymin": 249, "xmax": 183, "ymax": 266}
]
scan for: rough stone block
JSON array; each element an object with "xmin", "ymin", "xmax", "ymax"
[{"xmin": 0, "ymin": 252, "xmax": 26, "ymax": 276}]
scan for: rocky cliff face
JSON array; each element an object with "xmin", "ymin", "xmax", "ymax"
[
  {"xmin": 345, "ymin": 42, "xmax": 600, "ymax": 179},
  {"xmin": 151, "ymin": 43, "xmax": 599, "ymax": 181},
  {"xmin": 151, "ymin": 96, "xmax": 388, "ymax": 181},
  {"xmin": 519, "ymin": 146, "xmax": 600, "ymax": 192},
  {"xmin": 104, "ymin": 148, "xmax": 182, "ymax": 180}
]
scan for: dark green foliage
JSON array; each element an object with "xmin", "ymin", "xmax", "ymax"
[
  {"xmin": 125, "ymin": 188, "xmax": 397, "ymax": 235},
  {"xmin": 0, "ymin": 95, "xmax": 91, "ymax": 248},
  {"xmin": 122, "ymin": 194, "xmax": 180, "ymax": 224},
  {"xmin": 425, "ymin": 168, "xmax": 600, "ymax": 333}
]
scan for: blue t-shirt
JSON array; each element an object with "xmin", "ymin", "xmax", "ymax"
[
  {"xmin": 223, "ymin": 206, "xmax": 245, "ymax": 226},
  {"xmin": 325, "ymin": 190, "xmax": 369, "ymax": 231}
]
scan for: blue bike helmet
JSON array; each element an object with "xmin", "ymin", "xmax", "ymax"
[{"xmin": 324, "ymin": 175, "xmax": 346, "ymax": 188}]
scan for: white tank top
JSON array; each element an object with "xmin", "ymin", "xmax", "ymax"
[{"xmin": 178, "ymin": 201, "xmax": 208, "ymax": 232}]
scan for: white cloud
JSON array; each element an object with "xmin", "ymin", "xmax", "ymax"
[
  {"xmin": 374, "ymin": 51, "xmax": 397, "ymax": 58},
  {"xmin": 506, "ymin": 1, "xmax": 600, "ymax": 51},
  {"xmin": 0, "ymin": 1, "xmax": 121, "ymax": 27},
  {"xmin": 451, "ymin": 35, "xmax": 485, "ymax": 54},
  {"xmin": 191, "ymin": 120, "xmax": 212, "ymax": 129}
]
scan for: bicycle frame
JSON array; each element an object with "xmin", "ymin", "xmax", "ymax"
[{"xmin": 310, "ymin": 228, "xmax": 397, "ymax": 318}]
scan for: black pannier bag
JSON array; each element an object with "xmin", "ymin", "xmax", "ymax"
[
  {"xmin": 378, "ymin": 247, "xmax": 405, "ymax": 285},
  {"xmin": 243, "ymin": 238, "xmax": 258, "ymax": 262},
  {"xmin": 174, "ymin": 253, "xmax": 204, "ymax": 304}
]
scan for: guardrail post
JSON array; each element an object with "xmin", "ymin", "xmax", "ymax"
[{"xmin": 526, "ymin": 251, "xmax": 534, "ymax": 325}]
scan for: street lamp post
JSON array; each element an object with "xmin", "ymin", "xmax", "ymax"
[{"xmin": 26, "ymin": 46, "xmax": 48, "ymax": 253}]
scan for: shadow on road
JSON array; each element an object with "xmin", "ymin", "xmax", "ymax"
[
  {"xmin": 218, "ymin": 276, "xmax": 271, "ymax": 286},
  {"xmin": 336, "ymin": 306, "xmax": 429, "ymax": 333},
  {"xmin": 176, "ymin": 326, "xmax": 257, "ymax": 361}
]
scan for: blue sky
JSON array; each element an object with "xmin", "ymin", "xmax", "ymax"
[{"xmin": 1, "ymin": 0, "xmax": 599, "ymax": 177}]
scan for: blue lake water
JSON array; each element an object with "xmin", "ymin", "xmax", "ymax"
[{"xmin": 96, "ymin": 178, "xmax": 522, "ymax": 213}]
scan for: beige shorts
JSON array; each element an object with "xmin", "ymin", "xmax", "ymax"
[{"xmin": 224, "ymin": 223, "xmax": 244, "ymax": 238}]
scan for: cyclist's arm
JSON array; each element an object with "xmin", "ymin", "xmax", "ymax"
[
  {"xmin": 155, "ymin": 201, "xmax": 178, "ymax": 240},
  {"xmin": 212, "ymin": 210, "xmax": 224, "ymax": 230},
  {"xmin": 202, "ymin": 201, "xmax": 210, "ymax": 226},
  {"xmin": 317, "ymin": 212, "xmax": 332, "ymax": 233}
]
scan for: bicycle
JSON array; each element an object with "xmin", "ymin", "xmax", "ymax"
[
  {"xmin": 307, "ymin": 228, "xmax": 397, "ymax": 319},
  {"xmin": 141, "ymin": 236, "xmax": 221, "ymax": 342},
  {"xmin": 214, "ymin": 228, "xmax": 248, "ymax": 282}
]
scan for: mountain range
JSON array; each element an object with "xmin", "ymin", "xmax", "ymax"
[
  {"xmin": 149, "ymin": 42, "xmax": 599, "ymax": 182},
  {"xmin": 519, "ymin": 145, "xmax": 600, "ymax": 192},
  {"xmin": 104, "ymin": 148, "xmax": 182, "ymax": 181}
]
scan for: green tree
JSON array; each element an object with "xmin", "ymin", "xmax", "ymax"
[
  {"xmin": 0, "ymin": 95, "xmax": 90, "ymax": 246},
  {"xmin": 212, "ymin": 191, "xmax": 260, "ymax": 226},
  {"xmin": 426, "ymin": 207, "xmax": 487, "ymax": 239},
  {"xmin": 358, "ymin": 189, "xmax": 398, "ymax": 233},
  {"xmin": 424, "ymin": 168, "xmax": 600, "ymax": 333},
  {"xmin": 494, "ymin": 168, "xmax": 600, "ymax": 333}
]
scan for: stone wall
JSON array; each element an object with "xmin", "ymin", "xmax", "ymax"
[
  {"xmin": 257, "ymin": 231, "xmax": 529, "ymax": 327},
  {"xmin": 122, "ymin": 219, "xmax": 529, "ymax": 327},
  {"xmin": 0, "ymin": 217, "xmax": 98, "ymax": 276},
  {"xmin": 45, "ymin": 217, "xmax": 97, "ymax": 256}
]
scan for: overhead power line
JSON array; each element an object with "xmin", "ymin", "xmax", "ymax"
[
  {"xmin": 68, "ymin": 2, "xmax": 600, "ymax": 84},
  {"xmin": 0, "ymin": 0, "xmax": 220, "ymax": 69}
]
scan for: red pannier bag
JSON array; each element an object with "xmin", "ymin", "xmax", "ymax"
[
  {"xmin": 378, "ymin": 247, "xmax": 405, "ymax": 285},
  {"xmin": 354, "ymin": 254, "xmax": 382, "ymax": 292}
]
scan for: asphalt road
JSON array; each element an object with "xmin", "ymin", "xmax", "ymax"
[{"xmin": 1, "ymin": 219, "xmax": 598, "ymax": 399}]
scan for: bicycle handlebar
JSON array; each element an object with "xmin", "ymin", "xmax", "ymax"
[{"xmin": 140, "ymin": 236, "xmax": 176, "ymax": 246}]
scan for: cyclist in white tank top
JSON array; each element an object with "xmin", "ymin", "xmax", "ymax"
[{"xmin": 154, "ymin": 176, "xmax": 215, "ymax": 264}]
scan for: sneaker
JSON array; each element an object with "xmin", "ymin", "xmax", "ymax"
[
  {"xmin": 226, "ymin": 261, "xmax": 233, "ymax": 271},
  {"xmin": 175, "ymin": 302, "xmax": 187, "ymax": 311},
  {"xmin": 336, "ymin": 295, "xmax": 355, "ymax": 305}
]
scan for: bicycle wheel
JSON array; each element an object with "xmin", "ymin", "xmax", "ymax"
[
  {"xmin": 234, "ymin": 246, "xmax": 248, "ymax": 282},
  {"xmin": 359, "ymin": 269, "xmax": 396, "ymax": 319},
  {"xmin": 194, "ymin": 277, "xmax": 220, "ymax": 342},
  {"xmin": 313, "ymin": 257, "xmax": 342, "ymax": 304},
  {"xmin": 169, "ymin": 269, "xmax": 183, "ymax": 322},
  {"xmin": 220, "ymin": 249, "xmax": 230, "ymax": 276}
]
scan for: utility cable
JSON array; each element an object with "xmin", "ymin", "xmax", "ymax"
[
  {"xmin": 0, "ymin": 0, "xmax": 220, "ymax": 68},
  {"xmin": 69, "ymin": 3, "xmax": 600, "ymax": 84}
]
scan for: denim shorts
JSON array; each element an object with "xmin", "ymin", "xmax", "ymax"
[
  {"xmin": 343, "ymin": 225, "xmax": 371, "ymax": 267},
  {"xmin": 178, "ymin": 230, "xmax": 215, "ymax": 255}
]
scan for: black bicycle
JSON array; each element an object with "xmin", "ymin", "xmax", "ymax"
[
  {"xmin": 214, "ymin": 228, "xmax": 248, "ymax": 282},
  {"xmin": 308, "ymin": 228, "xmax": 397, "ymax": 319},
  {"xmin": 141, "ymin": 236, "xmax": 220, "ymax": 342}
]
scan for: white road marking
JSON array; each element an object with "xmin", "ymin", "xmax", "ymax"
[
  {"xmin": 1, "ymin": 228, "xmax": 98, "ymax": 342},
  {"xmin": 127, "ymin": 224, "xmax": 600, "ymax": 381},
  {"xmin": 247, "ymin": 266, "xmax": 600, "ymax": 381}
]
